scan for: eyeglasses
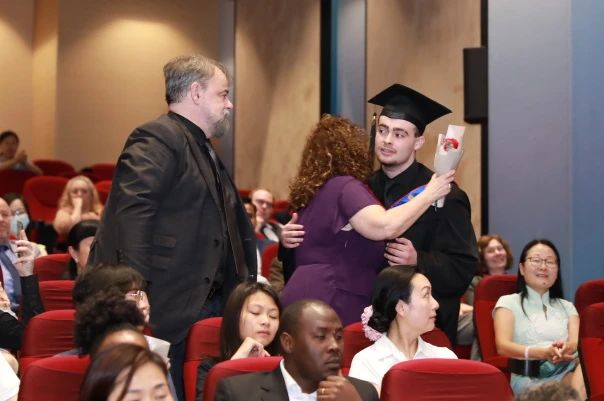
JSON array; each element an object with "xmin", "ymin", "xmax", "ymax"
[
  {"xmin": 125, "ymin": 290, "xmax": 146, "ymax": 302},
  {"xmin": 254, "ymin": 200, "xmax": 273, "ymax": 208},
  {"xmin": 526, "ymin": 257, "xmax": 558, "ymax": 269}
]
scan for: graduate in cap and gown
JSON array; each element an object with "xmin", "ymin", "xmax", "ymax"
[
  {"xmin": 366, "ymin": 84, "xmax": 478, "ymax": 344},
  {"xmin": 280, "ymin": 113, "xmax": 455, "ymax": 326}
]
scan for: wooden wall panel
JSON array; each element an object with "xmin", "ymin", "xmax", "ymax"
[
  {"xmin": 367, "ymin": 0, "xmax": 482, "ymax": 234},
  {"xmin": 235, "ymin": 0, "xmax": 320, "ymax": 199}
]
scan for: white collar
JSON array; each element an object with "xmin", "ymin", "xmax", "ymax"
[
  {"xmin": 525, "ymin": 286, "xmax": 551, "ymax": 306},
  {"xmin": 279, "ymin": 360, "xmax": 317, "ymax": 399},
  {"xmin": 373, "ymin": 334, "xmax": 428, "ymax": 360}
]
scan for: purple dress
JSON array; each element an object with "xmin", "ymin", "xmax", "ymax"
[{"xmin": 281, "ymin": 176, "xmax": 385, "ymax": 325}]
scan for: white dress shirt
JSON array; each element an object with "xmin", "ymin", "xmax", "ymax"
[
  {"xmin": 348, "ymin": 335, "xmax": 457, "ymax": 389},
  {"xmin": 279, "ymin": 359, "xmax": 317, "ymax": 401},
  {"xmin": 0, "ymin": 354, "xmax": 19, "ymax": 401}
]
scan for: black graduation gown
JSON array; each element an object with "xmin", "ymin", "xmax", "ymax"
[{"xmin": 368, "ymin": 161, "xmax": 477, "ymax": 344}]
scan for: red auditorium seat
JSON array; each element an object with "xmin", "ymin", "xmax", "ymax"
[
  {"xmin": 0, "ymin": 170, "xmax": 36, "ymax": 196},
  {"xmin": 261, "ymin": 242, "xmax": 279, "ymax": 279},
  {"xmin": 273, "ymin": 199, "xmax": 290, "ymax": 213},
  {"xmin": 22, "ymin": 176, "xmax": 68, "ymax": 223},
  {"xmin": 33, "ymin": 159, "xmax": 75, "ymax": 176},
  {"xmin": 579, "ymin": 302, "xmax": 604, "ymax": 400},
  {"xmin": 39, "ymin": 280, "xmax": 75, "ymax": 310},
  {"xmin": 19, "ymin": 309, "xmax": 76, "ymax": 372},
  {"xmin": 381, "ymin": 359, "xmax": 514, "ymax": 401},
  {"xmin": 90, "ymin": 163, "xmax": 116, "ymax": 181},
  {"xmin": 184, "ymin": 317, "xmax": 223, "ymax": 401},
  {"xmin": 238, "ymin": 188, "xmax": 251, "ymax": 198},
  {"xmin": 203, "ymin": 356, "xmax": 282, "ymax": 401},
  {"xmin": 575, "ymin": 279, "xmax": 604, "ymax": 315},
  {"xmin": 18, "ymin": 355, "xmax": 89, "ymax": 401},
  {"xmin": 95, "ymin": 179, "xmax": 112, "ymax": 204},
  {"xmin": 34, "ymin": 253, "xmax": 70, "ymax": 280},
  {"xmin": 474, "ymin": 274, "xmax": 517, "ymax": 372}
]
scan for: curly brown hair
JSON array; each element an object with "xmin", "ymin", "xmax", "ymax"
[
  {"xmin": 476, "ymin": 234, "xmax": 514, "ymax": 275},
  {"xmin": 289, "ymin": 114, "xmax": 372, "ymax": 209}
]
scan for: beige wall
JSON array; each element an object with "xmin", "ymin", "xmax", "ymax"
[
  {"xmin": 54, "ymin": 0, "xmax": 220, "ymax": 169},
  {"xmin": 367, "ymin": 0, "xmax": 482, "ymax": 233},
  {"xmin": 0, "ymin": 1, "xmax": 34, "ymax": 155},
  {"xmin": 234, "ymin": 0, "xmax": 321, "ymax": 199}
]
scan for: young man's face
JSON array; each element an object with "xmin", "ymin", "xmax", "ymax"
[{"xmin": 374, "ymin": 115, "xmax": 424, "ymax": 172}]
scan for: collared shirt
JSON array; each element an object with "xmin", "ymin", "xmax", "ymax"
[
  {"xmin": 279, "ymin": 359, "xmax": 317, "ymax": 401},
  {"xmin": 494, "ymin": 287, "xmax": 577, "ymax": 347},
  {"xmin": 348, "ymin": 334, "xmax": 457, "ymax": 389},
  {"xmin": 0, "ymin": 242, "xmax": 18, "ymax": 308}
]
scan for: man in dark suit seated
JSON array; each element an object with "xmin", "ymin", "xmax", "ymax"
[{"xmin": 215, "ymin": 299, "xmax": 379, "ymax": 401}]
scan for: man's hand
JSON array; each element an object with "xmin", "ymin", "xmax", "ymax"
[
  {"xmin": 280, "ymin": 213, "xmax": 305, "ymax": 248},
  {"xmin": 13, "ymin": 230, "xmax": 35, "ymax": 277},
  {"xmin": 318, "ymin": 375, "xmax": 362, "ymax": 401},
  {"xmin": 385, "ymin": 237, "xmax": 417, "ymax": 266}
]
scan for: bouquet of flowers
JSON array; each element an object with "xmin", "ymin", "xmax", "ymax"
[{"xmin": 433, "ymin": 125, "xmax": 466, "ymax": 208}]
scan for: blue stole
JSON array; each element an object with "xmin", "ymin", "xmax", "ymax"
[{"xmin": 389, "ymin": 185, "xmax": 427, "ymax": 208}]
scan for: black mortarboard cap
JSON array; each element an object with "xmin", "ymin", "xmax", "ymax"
[{"xmin": 368, "ymin": 84, "xmax": 451, "ymax": 134}]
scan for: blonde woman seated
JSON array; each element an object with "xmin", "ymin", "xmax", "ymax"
[
  {"xmin": 53, "ymin": 175, "xmax": 103, "ymax": 237},
  {"xmin": 494, "ymin": 239, "xmax": 585, "ymax": 399},
  {"xmin": 349, "ymin": 266, "xmax": 456, "ymax": 393}
]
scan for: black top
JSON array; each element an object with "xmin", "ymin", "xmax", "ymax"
[
  {"xmin": 368, "ymin": 161, "xmax": 477, "ymax": 343},
  {"xmin": 0, "ymin": 275, "xmax": 44, "ymax": 350}
]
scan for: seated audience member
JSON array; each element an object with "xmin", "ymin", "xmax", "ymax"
[
  {"xmin": 52, "ymin": 175, "xmax": 103, "ymax": 237},
  {"xmin": 516, "ymin": 382, "xmax": 580, "ymax": 401},
  {"xmin": 73, "ymin": 289, "xmax": 147, "ymax": 356},
  {"xmin": 251, "ymin": 188, "xmax": 282, "ymax": 242},
  {"xmin": 80, "ymin": 343, "xmax": 174, "ymax": 401},
  {"xmin": 73, "ymin": 264, "xmax": 152, "ymax": 327},
  {"xmin": 0, "ymin": 351, "xmax": 19, "ymax": 401},
  {"xmin": 0, "ymin": 198, "xmax": 42, "ymax": 313},
  {"xmin": 214, "ymin": 299, "xmax": 378, "ymax": 401},
  {"xmin": 0, "ymin": 130, "xmax": 42, "ymax": 175},
  {"xmin": 3, "ymin": 193, "xmax": 47, "ymax": 257},
  {"xmin": 349, "ymin": 266, "xmax": 457, "ymax": 393},
  {"xmin": 196, "ymin": 281, "xmax": 281, "ymax": 401},
  {"xmin": 457, "ymin": 234, "xmax": 514, "ymax": 354},
  {"xmin": 494, "ymin": 239, "xmax": 585, "ymax": 399},
  {"xmin": 64, "ymin": 220, "xmax": 100, "ymax": 279}
]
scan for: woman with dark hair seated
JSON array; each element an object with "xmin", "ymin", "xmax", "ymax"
[
  {"xmin": 64, "ymin": 219, "xmax": 100, "ymax": 279},
  {"xmin": 494, "ymin": 239, "xmax": 585, "ymax": 399},
  {"xmin": 0, "ymin": 130, "xmax": 42, "ymax": 175},
  {"xmin": 80, "ymin": 343, "xmax": 173, "ymax": 401},
  {"xmin": 349, "ymin": 265, "xmax": 456, "ymax": 393},
  {"xmin": 195, "ymin": 281, "xmax": 281, "ymax": 401}
]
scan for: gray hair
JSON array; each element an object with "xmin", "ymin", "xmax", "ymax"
[{"xmin": 163, "ymin": 54, "xmax": 229, "ymax": 104}]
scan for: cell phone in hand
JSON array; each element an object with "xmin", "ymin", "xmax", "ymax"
[{"xmin": 15, "ymin": 210, "xmax": 24, "ymax": 234}]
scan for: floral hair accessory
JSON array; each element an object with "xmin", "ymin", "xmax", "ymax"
[{"xmin": 361, "ymin": 305, "xmax": 383, "ymax": 342}]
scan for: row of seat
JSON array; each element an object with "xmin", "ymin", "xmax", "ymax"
[{"xmin": 19, "ymin": 298, "xmax": 604, "ymax": 401}]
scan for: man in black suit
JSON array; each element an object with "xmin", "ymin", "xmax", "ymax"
[
  {"xmin": 215, "ymin": 300, "xmax": 379, "ymax": 401},
  {"xmin": 89, "ymin": 54, "xmax": 257, "ymax": 400}
]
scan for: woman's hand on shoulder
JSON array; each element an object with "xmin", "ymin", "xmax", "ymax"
[
  {"xmin": 231, "ymin": 337, "xmax": 268, "ymax": 360},
  {"xmin": 423, "ymin": 170, "xmax": 455, "ymax": 203}
]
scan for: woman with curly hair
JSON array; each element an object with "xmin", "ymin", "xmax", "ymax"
[
  {"xmin": 53, "ymin": 175, "xmax": 103, "ymax": 236},
  {"xmin": 280, "ymin": 114, "xmax": 454, "ymax": 325}
]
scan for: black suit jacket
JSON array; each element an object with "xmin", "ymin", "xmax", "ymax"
[
  {"xmin": 89, "ymin": 112, "xmax": 257, "ymax": 343},
  {"xmin": 214, "ymin": 367, "xmax": 379, "ymax": 401}
]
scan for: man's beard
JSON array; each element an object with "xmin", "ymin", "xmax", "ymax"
[{"xmin": 212, "ymin": 115, "xmax": 230, "ymax": 138}]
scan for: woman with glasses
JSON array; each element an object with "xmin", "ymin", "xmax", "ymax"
[
  {"xmin": 493, "ymin": 239, "xmax": 585, "ymax": 399},
  {"xmin": 53, "ymin": 175, "xmax": 103, "ymax": 237}
]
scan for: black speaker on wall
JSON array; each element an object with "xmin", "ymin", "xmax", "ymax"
[{"xmin": 463, "ymin": 47, "xmax": 488, "ymax": 123}]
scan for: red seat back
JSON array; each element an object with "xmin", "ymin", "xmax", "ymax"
[
  {"xmin": 184, "ymin": 317, "xmax": 223, "ymax": 401},
  {"xmin": 95, "ymin": 180, "xmax": 112, "ymax": 204},
  {"xmin": 90, "ymin": 163, "xmax": 116, "ymax": 181},
  {"xmin": 0, "ymin": 170, "xmax": 36, "ymax": 196},
  {"xmin": 20, "ymin": 309, "xmax": 76, "ymax": 372},
  {"xmin": 39, "ymin": 280, "xmax": 75, "ymax": 311},
  {"xmin": 33, "ymin": 159, "xmax": 75, "ymax": 176},
  {"xmin": 238, "ymin": 188, "xmax": 251, "ymax": 198},
  {"xmin": 204, "ymin": 357, "xmax": 282, "ymax": 401},
  {"xmin": 273, "ymin": 199, "xmax": 290, "ymax": 213},
  {"xmin": 34, "ymin": 253, "xmax": 70, "ymax": 281},
  {"xmin": 342, "ymin": 322, "xmax": 371, "ymax": 373},
  {"xmin": 580, "ymin": 302, "xmax": 604, "ymax": 399},
  {"xmin": 18, "ymin": 355, "xmax": 89, "ymax": 401},
  {"xmin": 575, "ymin": 279, "xmax": 604, "ymax": 315},
  {"xmin": 474, "ymin": 275, "xmax": 517, "ymax": 371},
  {"xmin": 23, "ymin": 176, "xmax": 68, "ymax": 222},
  {"xmin": 381, "ymin": 359, "xmax": 513, "ymax": 401},
  {"xmin": 261, "ymin": 243, "xmax": 279, "ymax": 278}
]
